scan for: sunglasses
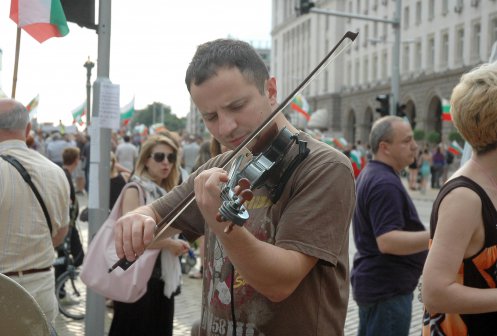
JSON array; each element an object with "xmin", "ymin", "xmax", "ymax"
[{"xmin": 150, "ymin": 152, "xmax": 176, "ymax": 163}]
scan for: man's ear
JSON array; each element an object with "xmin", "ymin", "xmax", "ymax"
[
  {"xmin": 25, "ymin": 122, "xmax": 32, "ymax": 139},
  {"xmin": 378, "ymin": 141, "xmax": 389, "ymax": 155},
  {"xmin": 266, "ymin": 77, "xmax": 277, "ymax": 106}
]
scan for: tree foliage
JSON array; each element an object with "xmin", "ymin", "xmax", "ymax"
[
  {"xmin": 413, "ymin": 129, "xmax": 426, "ymax": 141},
  {"xmin": 448, "ymin": 130, "xmax": 464, "ymax": 144},
  {"xmin": 427, "ymin": 131, "xmax": 441, "ymax": 144},
  {"xmin": 131, "ymin": 102, "xmax": 186, "ymax": 131}
]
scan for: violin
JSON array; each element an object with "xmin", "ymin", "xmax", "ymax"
[
  {"xmin": 217, "ymin": 126, "xmax": 310, "ymax": 234},
  {"xmin": 110, "ymin": 31, "xmax": 358, "ymax": 272}
]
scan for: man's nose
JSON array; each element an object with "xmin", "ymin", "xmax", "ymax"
[{"xmin": 218, "ymin": 114, "xmax": 237, "ymax": 137}]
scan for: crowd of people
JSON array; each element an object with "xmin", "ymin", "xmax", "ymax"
[{"xmin": 2, "ymin": 37, "xmax": 497, "ymax": 336}]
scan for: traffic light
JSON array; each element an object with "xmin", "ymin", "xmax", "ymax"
[
  {"xmin": 396, "ymin": 103, "xmax": 407, "ymax": 117},
  {"xmin": 375, "ymin": 94, "xmax": 390, "ymax": 116},
  {"xmin": 61, "ymin": 0, "xmax": 97, "ymax": 30},
  {"xmin": 298, "ymin": 0, "xmax": 315, "ymax": 15}
]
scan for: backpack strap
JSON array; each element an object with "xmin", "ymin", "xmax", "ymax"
[{"xmin": 0, "ymin": 154, "xmax": 52, "ymax": 234}]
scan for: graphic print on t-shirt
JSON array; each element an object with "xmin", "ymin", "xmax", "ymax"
[{"xmin": 202, "ymin": 194, "xmax": 273, "ymax": 335}]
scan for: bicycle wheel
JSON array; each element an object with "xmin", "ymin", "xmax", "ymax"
[{"xmin": 55, "ymin": 269, "xmax": 86, "ymax": 320}]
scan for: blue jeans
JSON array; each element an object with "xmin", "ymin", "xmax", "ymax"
[{"xmin": 357, "ymin": 293, "xmax": 413, "ymax": 336}]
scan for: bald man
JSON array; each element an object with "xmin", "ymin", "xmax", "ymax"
[{"xmin": 0, "ymin": 99, "xmax": 70, "ymax": 323}]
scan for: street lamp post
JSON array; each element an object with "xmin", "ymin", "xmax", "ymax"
[{"xmin": 83, "ymin": 57, "xmax": 95, "ymax": 127}]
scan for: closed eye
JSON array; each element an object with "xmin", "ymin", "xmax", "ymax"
[{"xmin": 203, "ymin": 113, "xmax": 218, "ymax": 122}]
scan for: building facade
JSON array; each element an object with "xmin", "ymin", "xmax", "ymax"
[{"xmin": 271, "ymin": 0, "xmax": 497, "ymax": 144}]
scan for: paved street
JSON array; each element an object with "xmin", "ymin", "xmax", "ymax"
[{"xmin": 54, "ymin": 181, "xmax": 437, "ymax": 336}]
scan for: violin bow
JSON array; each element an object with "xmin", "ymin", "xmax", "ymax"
[{"xmin": 110, "ymin": 31, "xmax": 358, "ymax": 271}]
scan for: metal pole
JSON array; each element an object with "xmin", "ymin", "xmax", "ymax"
[
  {"xmin": 390, "ymin": 0, "xmax": 402, "ymax": 115},
  {"xmin": 309, "ymin": 4, "xmax": 401, "ymax": 115},
  {"xmin": 85, "ymin": 0, "xmax": 111, "ymax": 334},
  {"xmin": 84, "ymin": 57, "xmax": 94, "ymax": 127}
]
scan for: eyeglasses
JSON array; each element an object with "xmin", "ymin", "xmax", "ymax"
[{"xmin": 150, "ymin": 152, "xmax": 176, "ymax": 163}]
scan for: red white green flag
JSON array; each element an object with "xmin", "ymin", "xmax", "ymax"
[
  {"xmin": 26, "ymin": 94, "xmax": 39, "ymax": 119},
  {"xmin": 10, "ymin": 0, "xmax": 69, "ymax": 43},
  {"xmin": 26, "ymin": 94, "xmax": 39, "ymax": 111},
  {"xmin": 71, "ymin": 101, "xmax": 86, "ymax": 126},
  {"xmin": 332, "ymin": 137, "xmax": 348, "ymax": 150},
  {"xmin": 442, "ymin": 98, "xmax": 452, "ymax": 122},
  {"xmin": 448, "ymin": 140, "xmax": 463, "ymax": 156},
  {"xmin": 290, "ymin": 94, "xmax": 311, "ymax": 121},
  {"xmin": 120, "ymin": 98, "xmax": 135, "ymax": 126}
]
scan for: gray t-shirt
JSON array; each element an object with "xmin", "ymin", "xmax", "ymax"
[{"xmin": 152, "ymin": 133, "xmax": 355, "ymax": 336}]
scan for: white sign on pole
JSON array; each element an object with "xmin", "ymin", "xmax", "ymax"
[{"xmin": 98, "ymin": 81, "xmax": 120, "ymax": 130}]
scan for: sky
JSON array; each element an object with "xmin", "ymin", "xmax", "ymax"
[{"xmin": 0, "ymin": 0, "xmax": 272, "ymax": 125}]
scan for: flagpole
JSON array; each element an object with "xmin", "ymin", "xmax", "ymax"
[{"xmin": 11, "ymin": 28, "xmax": 21, "ymax": 98}]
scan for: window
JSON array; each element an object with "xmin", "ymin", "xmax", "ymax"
[
  {"xmin": 372, "ymin": 53, "xmax": 378, "ymax": 81},
  {"xmin": 363, "ymin": 57, "xmax": 369, "ymax": 82},
  {"xmin": 381, "ymin": 50, "xmax": 388, "ymax": 80},
  {"xmin": 428, "ymin": 0, "xmax": 435, "ymax": 20},
  {"xmin": 471, "ymin": 22, "xmax": 481, "ymax": 61},
  {"xmin": 355, "ymin": 59, "xmax": 360, "ymax": 85},
  {"xmin": 357, "ymin": 0, "xmax": 361, "ymax": 14},
  {"xmin": 415, "ymin": 2, "xmax": 422, "ymax": 25},
  {"xmin": 404, "ymin": 6, "xmax": 410, "ymax": 29},
  {"xmin": 455, "ymin": 26, "xmax": 464, "ymax": 64},
  {"xmin": 442, "ymin": 0, "xmax": 449, "ymax": 15},
  {"xmin": 348, "ymin": 1, "xmax": 352, "ymax": 22},
  {"xmin": 490, "ymin": 16, "xmax": 497, "ymax": 58},
  {"xmin": 347, "ymin": 61, "xmax": 352, "ymax": 87},
  {"xmin": 415, "ymin": 41, "xmax": 422, "ymax": 69},
  {"xmin": 364, "ymin": 24, "xmax": 369, "ymax": 47},
  {"xmin": 373, "ymin": 22, "xmax": 378, "ymax": 38},
  {"xmin": 440, "ymin": 31, "xmax": 449, "ymax": 68},
  {"xmin": 403, "ymin": 44, "xmax": 410, "ymax": 73},
  {"xmin": 427, "ymin": 35, "xmax": 435, "ymax": 69}
]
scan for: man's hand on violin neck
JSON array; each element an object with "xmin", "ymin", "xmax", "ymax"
[
  {"xmin": 115, "ymin": 208, "xmax": 157, "ymax": 261},
  {"xmin": 194, "ymin": 168, "xmax": 230, "ymax": 234}
]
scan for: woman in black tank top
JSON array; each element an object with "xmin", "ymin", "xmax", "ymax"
[{"xmin": 421, "ymin": 62, "xmax": 497, "ymax": 336}]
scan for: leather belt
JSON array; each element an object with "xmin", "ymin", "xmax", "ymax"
[{"xmin": 3, "ymin": 267, "xmax": 52, "ymax": 277}]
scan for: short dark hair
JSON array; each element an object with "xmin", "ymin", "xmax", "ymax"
[
  {"xmin": 123, "ymin": 135, "xmax": 130, "ymax": 142},
  {"xmin": 62, "ymin": 147, "xmax": 80, "ymax": 165},
  {"xmin": 185, "ymin": 39, "xmax": 269, "ymax": 95}
]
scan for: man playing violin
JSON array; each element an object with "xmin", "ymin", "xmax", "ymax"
[{"xmin": 115, "ymin": 39, "xmax": 355, "ymax": 336}]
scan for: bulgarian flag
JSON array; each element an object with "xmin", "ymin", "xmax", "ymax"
[
  {"xmin": 71, "ymin": 101, "xmax": 86, "ymax": 126},
  {"xmin": 332, "ymin": 137, "xmax": 348, "ymax": 150},
  {"xmin": 350, "ymin": 149, "xmax": 364, "ymax": 178},
  {"xmin": 10, "ymin": 0, "xmax": 69, "ymax": 43},
  {"xmin": 120, "ymin": 97, "xmax": 135, "ymax": 126},
  {"xmin": 448, "ymin": 140, "xmax": 463, "ymax": 156},
  {"xmin": 290, "ymin": 94, "xmax": 311, "ymax": 121},
  {"xmin": 26, "ymin": 94, "xmax": 39, "ymax": 112},
  {"xmin": 26, "ymin": 94, "xmax": 39, "ymax": 119},
  {"xmin": 442, "ymin": 98, "xmax": 452, "ymax": 121}
]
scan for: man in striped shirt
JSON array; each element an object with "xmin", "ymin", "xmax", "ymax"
[{"xmin": 0, "ymin": 99, "xmax": 70, "ymax": 323}]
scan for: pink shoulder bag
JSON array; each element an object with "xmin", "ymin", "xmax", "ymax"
[{"xmin": 80, "ymin": 182, "xmax": 160, "ymax": 303}]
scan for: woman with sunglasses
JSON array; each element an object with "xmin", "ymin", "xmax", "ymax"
[{"xmin": 109, "ymin": 134, "xmax": 190, "ymax": 336}]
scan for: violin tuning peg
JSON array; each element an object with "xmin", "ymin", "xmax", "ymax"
[
  {"xmin": 238, "ymin": 189, "xmax": 254, "ymax": 204},
  {"xmin": 237, "ymin": 178, "xmax": 251, "ymax": 190},
  {"xmin": 224, "ymin": 223, "xmax": 235, "ymax": 234},
  {"xmin": 216, "ymin": 213, "xmax": 225, "ymax": 223}
]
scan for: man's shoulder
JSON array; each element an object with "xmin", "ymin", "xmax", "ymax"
[{"xmin": 300, "ymin": 133, "xmax": 353, "ymax": 170}]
